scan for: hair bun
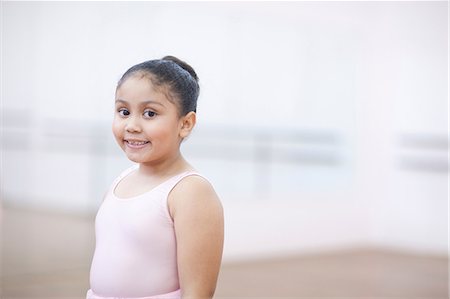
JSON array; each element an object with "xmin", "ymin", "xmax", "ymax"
[{"xmin": 162, "ymin": 55, "xmax": 199, "ymax": 82}]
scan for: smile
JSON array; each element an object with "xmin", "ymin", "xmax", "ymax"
[{"xmin": 125, "ymin": 140, "xmax": 150, "ymax": 148}]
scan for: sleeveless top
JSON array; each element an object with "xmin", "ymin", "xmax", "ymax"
[{"xmin": 89, "ymin": 164, "xmax": 201, "ymax": 297}]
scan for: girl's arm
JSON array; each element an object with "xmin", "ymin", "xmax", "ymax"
[{"xmin": 169, "ymin": 176, "xmax": 224, "ymax": 299}]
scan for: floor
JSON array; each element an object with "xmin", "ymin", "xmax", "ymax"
[{"xmin": 1, "ymin": 206, "xmax": 448, "ymax": 299}]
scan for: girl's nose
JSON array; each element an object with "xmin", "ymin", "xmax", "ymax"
[{"xmin": 125, "ymin": 117, "xmax": 142, "ymax": 133}]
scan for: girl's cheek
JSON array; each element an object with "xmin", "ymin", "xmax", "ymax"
[{"xmin": 111, "ymin": 121, "xmax": 122, "ymax": 137}]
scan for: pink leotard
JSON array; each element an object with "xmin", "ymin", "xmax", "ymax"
[{"xmin": 88, "ymin": 164, "xmax": 200, "ymax": 298}]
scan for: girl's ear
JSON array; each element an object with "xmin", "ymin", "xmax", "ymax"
[{"xmin": 179, "ymin": 111, "xmax": 196, "ymax": 139}]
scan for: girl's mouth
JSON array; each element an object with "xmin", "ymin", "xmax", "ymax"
[{"xmin": 125, "ymin": 140, "xmax": 150, "ymax": 149}]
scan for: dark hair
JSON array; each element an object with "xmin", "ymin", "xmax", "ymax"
[{"xmin": 117, "ymin": 56, "xmax": 199, "ymax": 116}]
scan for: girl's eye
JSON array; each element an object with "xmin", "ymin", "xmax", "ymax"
[
  {"xmin": 144, "ymin": 110, "xmax": 157, "ymax": 118},
  {"xmin": 118, "ymin": 108, "xmax": 130, "ymax": 116}
]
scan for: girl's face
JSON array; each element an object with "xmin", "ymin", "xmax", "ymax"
[{"xmin": 112, "ymin": 76, "xmax": 184, "ymax": 166}]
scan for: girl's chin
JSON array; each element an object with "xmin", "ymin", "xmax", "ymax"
[
  {"xmin": 124, "ymin": 151, "xmax": 149, "ymax": 163},
  {"xmin": 127, "ymin": 155, "xmax": 147, "ymax": 163}
]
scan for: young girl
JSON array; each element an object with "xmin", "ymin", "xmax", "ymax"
[{"xmin": 87, "ymin": 56, "xmax": 224, "ymax": 299}]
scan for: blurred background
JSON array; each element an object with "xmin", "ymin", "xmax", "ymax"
[{"xmin": 1, "ymin": 1, "xmax": 448, "ymax": 298}]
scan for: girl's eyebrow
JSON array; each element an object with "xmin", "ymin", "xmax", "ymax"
[{"xmin": 115, "ymin": 99, "xmax": 165, "ymax": 107}]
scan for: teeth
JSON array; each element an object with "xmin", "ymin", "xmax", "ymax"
[{"xmin": 127, "ymin": 141, "xmax": 147, "ymax": 145}]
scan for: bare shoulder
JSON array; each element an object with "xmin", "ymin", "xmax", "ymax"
[{"xmin": 168, "ymin": 175, "xmax": 223, "ymax": 218}]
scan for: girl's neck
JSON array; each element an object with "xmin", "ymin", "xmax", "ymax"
[{"xmin": 137, "ymin": 152, "xmax": 192, "ymax": 178}]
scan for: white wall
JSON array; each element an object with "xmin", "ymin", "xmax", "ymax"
[{"xmin": 2, "ymin": 2, "xmax": 448, "ymax": 261}]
